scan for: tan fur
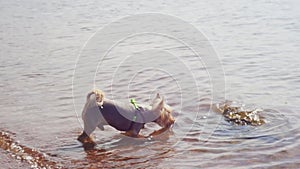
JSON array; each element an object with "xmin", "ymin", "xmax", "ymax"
[
  {"xmin": 86, "ymin": 89, "xmax": 105, "ymax": 107},
  {"xmin": 154, "ymin": 101, "xmax": 175, "ymax": 128},
  {"xmin": 79, "ymin": 89, "xmax": 175, "ymax": 144}
]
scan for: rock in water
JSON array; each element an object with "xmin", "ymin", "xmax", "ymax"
[{"xmin": 214, "ymin": 101, "xmax": 265, "ymax": 126}]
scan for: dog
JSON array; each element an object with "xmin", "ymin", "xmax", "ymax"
[{"xmin": 77, "ymin": 89, "xmax": 175, "ymax": 146}]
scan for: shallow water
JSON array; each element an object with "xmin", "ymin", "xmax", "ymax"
[{"xmin": 1, "ymin": 0, "xmax": 300, "ymax": 168}]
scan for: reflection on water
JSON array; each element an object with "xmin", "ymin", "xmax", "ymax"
[{"xmin": 0, "ymin": 0, "xmax": 299, "ymax": 168}]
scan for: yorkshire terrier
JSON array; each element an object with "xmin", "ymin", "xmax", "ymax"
[{"xmin": 77, "ymin": 89, "xmax": 175, "ymax": 146}]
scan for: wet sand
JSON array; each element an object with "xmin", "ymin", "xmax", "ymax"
[{"xmin": 0, "ymin": 149, "xmax": 30, "ymax": 169}]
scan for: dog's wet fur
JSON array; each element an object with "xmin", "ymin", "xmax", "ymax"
[{"xmin": 77, "ymin": 89, "xmax": 175, "ymax": 147}]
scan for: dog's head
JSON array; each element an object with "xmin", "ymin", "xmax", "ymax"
[{"xmin": 151, "ymin": 93, "xmax": 175, "ymax": 128}]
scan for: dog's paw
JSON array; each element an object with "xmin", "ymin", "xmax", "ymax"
[
  {"xmin": 82, "ymin": 141, "xmax": 96, "ymax": 150},
  {"xmin": 77, "ymin": 132, "xmax": 97, "ymax": 150}
]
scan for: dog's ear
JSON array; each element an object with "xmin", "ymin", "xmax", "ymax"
[
  {"xmin": 156, "ymin": 93, "xmax": 161, "ymax": 99},
  {"xmin": 158, "ymin": 97, "xmax": 164, "ymax": 109},
  {"xmin": 153, "ymin": 97, "xmax": 164, "ymax": 111}
]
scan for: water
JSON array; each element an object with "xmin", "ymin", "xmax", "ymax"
[{"xmin": 1, "ymin": 0, "xmax": 299, "ymax": 168}]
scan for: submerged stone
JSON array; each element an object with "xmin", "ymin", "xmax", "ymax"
[{"xmin": 214, "ymin": 102, "xmax": 265, "ymax": 126}]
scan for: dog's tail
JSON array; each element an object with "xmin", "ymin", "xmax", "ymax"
[
  {"xmin": 86, "ymin": 91, "xmax": 96, "ymax": 101},
  {"xmin": 86, "ymin": 89, "xmax": 105, "ymax": 107}
]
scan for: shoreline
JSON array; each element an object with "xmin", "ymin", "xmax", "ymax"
[{"xmin": 0, "ymin": 149, "xmax": 30, "ymax": 169}]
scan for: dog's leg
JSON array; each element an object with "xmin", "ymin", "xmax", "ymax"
[
  {"xmin": 122, "ymin": 123, "xmax": 145, "ymax": 138},
  {"xmin": 147, "ymin": 127, "xmax": 169, "ymax": 137},
  {"xmin": 79, "ymin": 91, "xmax": 102, "ymax": 148},
  {"xmin": 77, "ymin": 130, "xmax": 96, "ymax": 150},
  {"xmin": 77, "ymin": 119, "xmax": 97, "ymax": 144},
  {"xmin": 77, "ymin": 131, "xmax": 90, "ymax": 143},
  {"xmin": 77, "ymin": 132, "xmax": 96, "ymax": 150},
  {"xmin": 76, "ymin": 118, "xmax": 100, "ymax": 150},
  {"xmin": 77, "ymin": 112, "xmax": 98, "ymax": 148},
  {"xmin": 123, "ymin": 131, "xmax": 146, "ymax": 138}
]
